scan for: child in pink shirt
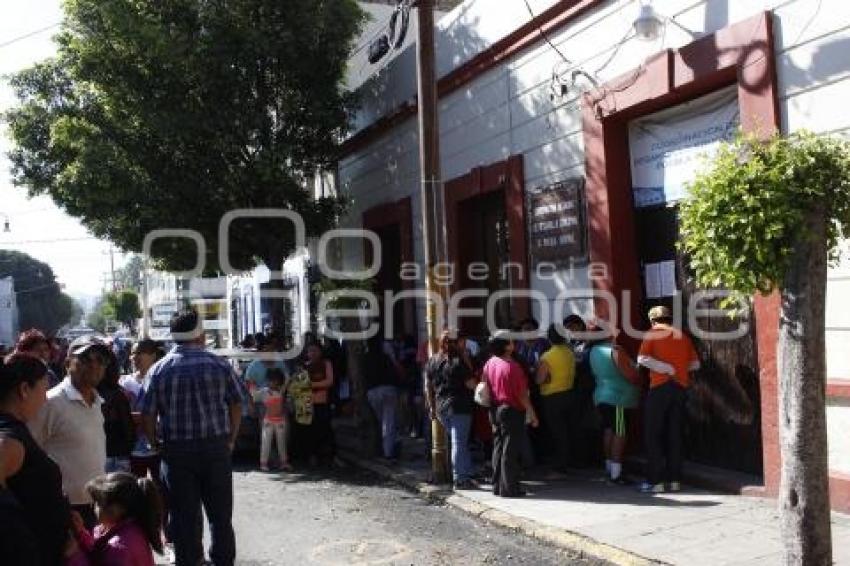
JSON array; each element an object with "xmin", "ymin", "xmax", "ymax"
[
  {"xmin": 256, "ymin": 368, "xmax": 291, "ymax": 472},
  {"xmin": 67, "ymin": 472, "xmax": 162, "ymax": 566}
]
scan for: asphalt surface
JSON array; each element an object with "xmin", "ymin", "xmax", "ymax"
[{"xmin": 164, "ymin": 461, "xmax": 609, "ymax": 566}]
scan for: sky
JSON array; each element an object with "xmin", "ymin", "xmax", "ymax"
[{"xmin": 0, "ymin": 0, "xmax": 129, "ymax": 303}]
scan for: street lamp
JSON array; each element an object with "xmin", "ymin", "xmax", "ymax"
[{"xmin": 0, "ymin": 213, "xmax": 10, "ymax": 232}]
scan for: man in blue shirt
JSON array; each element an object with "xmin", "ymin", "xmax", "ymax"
[{"xmin": 140, "ymin": 308, "xmax": 247, "ymax": 566}]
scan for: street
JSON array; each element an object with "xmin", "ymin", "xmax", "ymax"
[{"xmin": 194, "ymin": 462, "xmax": 607, "ymax": 566}]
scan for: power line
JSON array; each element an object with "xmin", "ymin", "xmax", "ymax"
[
  {"xmin": 521, "ymin": 0, "xmax": 572, "ymax": 66},
  {"xmin": 0, "ymin": 236, "xmax": 100, "ymax": 245},
  {"xmin": 0, "ymin": 22, "xmax": 62, "ymax": 49}
]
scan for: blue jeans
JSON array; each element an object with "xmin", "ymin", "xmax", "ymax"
[
  {"xmin": 161, "ymin": 437, "xmax": 235, "ymax": 566},
  {"xmin": 440, "ymin": 412, "xmax": 473, "ymax": 483},
  {"xmin": 367, "ymin": 386, "xmax": 398, "ymax": 458}
]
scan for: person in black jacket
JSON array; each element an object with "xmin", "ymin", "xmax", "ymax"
[
  {"xmin": 425, "ymin": 331, "xmax": 477, "ymax": 489},
  {"xmin": 0, "ymin": 354, "xmax": 72, "ymax": 565},
  {"xmin": 365, "ymin": 334, "xmax": 400, "ymax": 460},
  {"xmin": 98, "ymin": 352, "xmax": 134, "ymax": 473}
]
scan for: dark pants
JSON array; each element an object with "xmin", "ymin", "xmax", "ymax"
[
  {"xmin": 308, "ymin": 404, "xmax": 335, "ymax": 462},
  {"xmin": 541, "ymin": 390, "xmax": 580, "ymax": 470},
  {"xmin": 491, "ymin": 405, "xmax": 525, "ymax": 497},
  {"xmin": 644, "ymin": 381, "xmax": 687, "ymax": 485},
  {"xmin": 161, "ymin": 437, "xmax": 235, "ymax": 566}
]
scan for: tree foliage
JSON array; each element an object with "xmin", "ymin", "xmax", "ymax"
[
  {"xmin": 679, "ymin": 131, "xmax": 850, "ymax": 297},
  {"xmin": 87, "ymin": 289, "xmax": 141, "ymax": 332},
  {"xmin": 0, "ymin": 250, "xmax": 78, "ymax": 334},
  {"xmin": 107, "ymin": 289, "xmax": 141, "ymax": 327},
  {"xmin": 5, "ymin": 0, "xmax": 365, "ymax": 273}
]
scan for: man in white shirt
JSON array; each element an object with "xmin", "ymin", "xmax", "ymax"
[{"xmin": 29, "ymin": 335, "xmax": 111, "ymax": 529}]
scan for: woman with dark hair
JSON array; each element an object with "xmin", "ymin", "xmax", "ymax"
[
  {"xmin": 0, "ymin": 354, "xmax": 71, "ymax": 565},
  {"xmin": 99, "ymin": 352, "xmax": 135, "ymax": 473},
  {"xmin": 67, "ymin": 471, "xmax": 164, "ymax": 565},
  {"xmin": 14, "ymin": 328, "xmax": 60, "ymax": 387},
  {"xmin": 483, "ymin": 332, "xmax": 538, "ymax": 498},
  {"xmin": 119, "ymin": 339, "xmax": 164, "ymax": 406},
  {"xmin": 305, "ymin": 341, "xmax": 335, "ymax": 465},
  {"xmin": 425, "ymin": 331, "xmax": 476, "ymax": 488},
  {"xmin": 535, "ymin": 324, "xmax": 577, "ymax": 472}
]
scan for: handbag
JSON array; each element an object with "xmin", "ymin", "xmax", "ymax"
[{"xmin": 474, "ymin": 379, "xmax": 492, "ymax": 407}]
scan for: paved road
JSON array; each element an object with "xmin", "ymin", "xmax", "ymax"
[{"xmin": 165, "ymin": 462, "xmax": 608, "ymax": 565}]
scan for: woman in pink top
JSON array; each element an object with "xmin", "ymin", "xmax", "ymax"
[
  {"xmin": 67, "ymin": 472, "xmax": 163, "ymax": 566},
  {"xmin": 482, "ymin": 332, "xmax": 538, "ymax": 498}
]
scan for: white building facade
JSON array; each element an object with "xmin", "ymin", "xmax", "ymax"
[{"xmin": 336, "ymin": 0, "xmax": 850, "ymax": 511}]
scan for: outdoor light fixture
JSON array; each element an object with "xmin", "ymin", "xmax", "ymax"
[
  {"xmin": 634, "ymin": 2, "xmax": 664, "ymax": 41},
  {"xmin": 1, "ymin": 214, "xmax": 9, "ymax": 233}
]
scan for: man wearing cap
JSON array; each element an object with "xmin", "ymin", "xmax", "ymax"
[
  {"xmin": 29, "ymin": 334, "xmax": 111, "ymax": 528},
  {"xmin": 140, "ymin": 308, "xmax": 247, "ymax": 566},
  {"xmin": 636, "ymin": 306, "xmax": 700, "ymax": 494}
]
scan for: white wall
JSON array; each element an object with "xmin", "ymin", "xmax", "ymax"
[
  {"xmin": 340, "ymin": 0, "xmax": 850, "ymax": 380},
  {"xmin": 827, "ymin": 400, "xmax": 850, "ymax": 475}
]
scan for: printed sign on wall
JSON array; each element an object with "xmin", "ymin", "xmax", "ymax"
[
  {"xmin": 629, "ymin": 87, "xmax": 740, "ymax": 208},
  {"xmin": 526, "ymin": 178, "xmax": 587, "ymax": 268}
]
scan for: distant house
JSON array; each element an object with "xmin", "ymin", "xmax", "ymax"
[{"xmin": 0, "ymin": 277, "xmax": 19, "ymax": 347}]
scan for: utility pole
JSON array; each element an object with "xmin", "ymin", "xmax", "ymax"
[
  {"xmin": 109, "ymin": 246, "xmax": 117, "ymax": 292},
  {"xmin": 415, "ymin": 0, "xmax": 449, "ymax": 484}
]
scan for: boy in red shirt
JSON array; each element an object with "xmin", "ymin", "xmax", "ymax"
[{"xmin": 637, "ymin": 306, "xmax": 700, "ymax": 493}]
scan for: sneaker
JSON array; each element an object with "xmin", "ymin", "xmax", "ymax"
[
  {"xmin": 638, "ymin": 481, "xmax": 665, "ymax": 493},
  {"xmin": 607, "ymin": 475, "xmax": 631, "ymax": 486},
  {"xmin": 668, "ymin": 481, "xmax": 681, "ymax": 492}
]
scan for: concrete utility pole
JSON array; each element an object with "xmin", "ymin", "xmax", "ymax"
[{"xmin": 415, "ymin": 0, "xmax": 449, "ymax": 485}]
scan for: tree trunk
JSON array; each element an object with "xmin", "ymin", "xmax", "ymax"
[{"xmin": 778, "ymin": 207, "xmax": 832, "ymax": 565}]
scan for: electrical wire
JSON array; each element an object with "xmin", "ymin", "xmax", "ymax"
[
  {"xmin": 522, "ymin": 0, "xmax": 572, "ymax": 66},
  {"xmin": 0, "ymin": 22, "xmax": 62, "ymax": 49},
  {"xmin": 0, "ymin": 236, "xmax": 99, "ymax": 245}
]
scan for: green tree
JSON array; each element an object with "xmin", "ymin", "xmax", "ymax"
[
  {"xmin": 5, "ymin": 0, "xmax": 364, "ymax": 277},
  {"xmin": 679, "ymin": 131, "xmax": 850, "ymax": 565},
  {"xmin": 106, "ymin": 289, "xmax": 141, "ymax": 329},
  {"xmin": 86, "ymin": 297, "xmax": 114, "ymax": 333},
  {"xmin": 0, "ymin": 250, "xmax": 77, "ymax": 335}
]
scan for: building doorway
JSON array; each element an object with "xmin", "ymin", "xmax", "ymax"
[
  {"xmin": 362, "ymin": 197, "xmax": 416, "ymax": 340},
  {"xmin": 444, "ymin": 156, "xmax": 529, "ymax": 340},
  {"xmin": 455, "ymin": 189, "xmax": 512, "ymax": 337},
  {"xmin": 634, "ymin": 204, "xmax": 762, "ymax": 475}
]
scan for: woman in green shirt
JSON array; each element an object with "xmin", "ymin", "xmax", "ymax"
[{"xmin": 588, "ymin": 334, "xmax": 639, "ymax": 484}]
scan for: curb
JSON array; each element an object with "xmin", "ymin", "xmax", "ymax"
[{"xmin": 337, "ymin": 450, "xmax": 666, "ymax": 566}]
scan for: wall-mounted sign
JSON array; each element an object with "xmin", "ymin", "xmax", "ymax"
[
  {"xmin": 526, "ymin": 178, "xmax": 587, "ymax": 268},
  {"xmin": 629, "ymin": 87, "xmax": 739, "ymax": 208}
]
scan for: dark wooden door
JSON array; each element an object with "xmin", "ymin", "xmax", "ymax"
[
  {"xmin": 457, "ymin": 190, "xmax": 511, "ymax": 338},
  {"xmin": 634, "ymin": 205, "xmax": 762, "ymax": 476},
  {"xmin": 374, "ymin": 223, "xmax": 407, "ymax": 338}
]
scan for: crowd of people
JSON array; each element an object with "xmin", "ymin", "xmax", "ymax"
[
  {"xmin": 0, "ymin": 302, "xmax": 700, "ymax": 565},
  {"xmin": 364, "ymin": 306, "xmax": 699, "ymax": 499},
  {"xmin": 0, "ymin": 310, "xmax": 251, "ymax": 565}
]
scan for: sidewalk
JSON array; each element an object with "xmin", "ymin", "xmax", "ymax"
[{"xmin": 333, "ymin": 420, "xmax": 850, "ymax": 566}]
